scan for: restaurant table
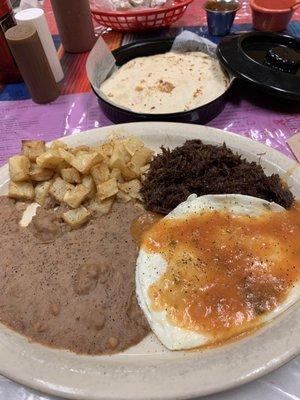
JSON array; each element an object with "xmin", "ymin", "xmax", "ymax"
[{"xmin": 0, "ymin": 1, "xmax": 299, "ymax": 399}]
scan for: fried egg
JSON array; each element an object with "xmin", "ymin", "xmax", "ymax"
[{"xmin": 136, "ymin": 194, "xmax": 300, "ymax": 350}]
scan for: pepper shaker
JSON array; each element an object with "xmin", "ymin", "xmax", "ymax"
[
  {"xmin": 5, "ymin": 24, "xmax": 60, "ymax": 104},
  {"xmin": 50, "ymin": 0, "xmax": 96, "ymax": 53}
]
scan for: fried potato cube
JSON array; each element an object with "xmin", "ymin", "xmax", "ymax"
[
  {"xmin": 35, "ymin": 181, "xmax": 52, "ymax": 205},
  {"xmin": 86, "ymin": 197, "xmax": 113, "ymax": 214},
  {"xmin": 69, "ymin": 145, "xmax": 90, "ymax": 155},
  {"xmin": 116, "ymin": 190, "xmax": 131, "ymax": 203},
  {"xmin": 29, "ymin": 163, "xmax": 54, "ymax": 181},
  {"xmin": 119, "ymin": 179, "xmax": 142, "ymax": 200},
  {"xmin": 61, "ymin": 167, "xmax": 81, "ymax": 184},
  {"xmin": 131, "ymin": 147, "xmax": 153, "ymax": 168},
  {"xmin": 70, "ymin": 151, "xmax": 102, "ymax": 174},
  {"xmin": 21, "ymin": 140, "xmax": 45, "ymax": 161},
  {"xmin": 55, "ymin": 160, "xmax": 70, "ymax": 174},
  {"xmin": 140, "ymin": 164, "xmax": 150, "ymax": 181},
  {"xmin": 120, "ymin": 164, "xmax": 138, "ymax": 181},
  {"xmin": 109, "ymin": 143, "xmax": 131, "ymax": 170},
  {"xmin": 124, "ymin": 148, "xmax": 152, "ymax": 180},
  {"xmin": 124, "ymin": 136, "xmax": 144, "ymax": 156},
  {"xmin": 63, "ymin": 184, "xmax": 90, "ymax": 208},
  {"xmin": 90, "ymin": 163, "xmax": 110, "ymax": 184},
  {"xmin": 95, "ymin": 142, "xmax": 114, "ymax": 158},
  {"xmin": 63, "ymin": 206, "xmax": 91, "ymax": 228},
  {"xmin": 97, "ymin": 177, "xmax": 118, "ymax": 200},
  {"xmin": 9, "ymin": 181, "xmax": 34, "ymax": 201},
  {"xmin": 36, "ymin": 149, "xmax": 62, "ymax": 169},
  {"xmin": 50, "ymin": 140, "xmax": 68, "ymax": 150},
  {"xmin": 81, "ymin": 175, "xmax": 96, "ymax": 199},
  {"xmin": 9, "ymin": 155, "xmax": 30, "ymax": 182},
  {"xmin": 49, "ymin": 177, "xmax": 74, "ymax": 202},
  {"xmin": 58, "ymin": 148, "xmax": 75, "ymax": 165},
  {"xmin": 110, "ymin": 167, "xmax": 123, "ymax": 183}
]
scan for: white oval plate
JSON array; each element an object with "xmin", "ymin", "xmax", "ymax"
[{"xmin": 0, "ymin": 122, "xmax": 299, "ymax": 400}]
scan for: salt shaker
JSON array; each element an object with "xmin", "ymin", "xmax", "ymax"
[
  {"xmin": 5, "ymin": 24, "xmax": 60, "ymax": 104},
  {"xmin": 50, "ymin": 0, "xmax": 96, "ymax": 53},
  {"xmin": 15, "ymin": 7, "xmax": 64, "ymax": 83}
]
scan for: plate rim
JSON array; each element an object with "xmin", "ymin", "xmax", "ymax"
[{"xmin": 0, "ymin": 122, "xmax": 299, "ymax": 400}]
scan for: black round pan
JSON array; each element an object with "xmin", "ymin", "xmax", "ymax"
[{"xmin": 92, "ymin": 38, "xmax": 233, "ymax": 124}]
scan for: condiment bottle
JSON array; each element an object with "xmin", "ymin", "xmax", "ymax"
[
  {"xmin": 5, "ymin": 24, "xmax": 60, "ymax": 104},
  {"xmin": 15, "ymin": 8, "xmax": 64, "ymax": 83},
  {"xmin": 0, "ymin": 0, "xmax": 22, "ymax": 83},
  {"xmin": 50, "ymin": 0, "xmax": 96, "ymax": 53}
]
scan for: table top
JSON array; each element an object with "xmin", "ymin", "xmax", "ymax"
[{"xmin": 0, "ymin": 1, "xmax": 299, "ymax": 399}]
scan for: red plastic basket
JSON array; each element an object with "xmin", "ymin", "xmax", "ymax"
[{"xmin": 91, "ymin": 0, "xmax": 193, "ymax": 32}]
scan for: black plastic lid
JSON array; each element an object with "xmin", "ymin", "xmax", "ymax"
[{"xmin": 217, "ymin": 32, "xmax": 300, "ymax": 101}]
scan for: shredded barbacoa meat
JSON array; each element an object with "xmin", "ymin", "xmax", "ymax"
[{"xmin": 140, "ymin": 140, "xmax": 294, "ymax": 214}]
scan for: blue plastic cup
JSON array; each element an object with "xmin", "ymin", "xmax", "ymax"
[{"xmin": 204, "ymin": 1, "xmax": 241, "ymax": 36}]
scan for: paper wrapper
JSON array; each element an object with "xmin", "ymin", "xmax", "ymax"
[
  {"xmin": 171, "ymin": 30, "xmax": 217, "ymax": 58},
  {"xmin": 90, "ymin": 0, "xmax": 169, "ymax": 12},
  {"xmin": 86, "ymin": 37, "xmax": 117, "ymax": 98},
  {"xmin": 86, "ymin": 31, "xmax": 220, "ymax": 111}
]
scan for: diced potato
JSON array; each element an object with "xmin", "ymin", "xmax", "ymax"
[
  {"xmin": 21, "ymin": 140, "xmax": 45, "ymax": 161},
  {"xmin": 61, "ymin": 167, "xmax": 81, "ymax": 184},
  {"xmin": 55, "ymin": 160, "xmax": 70, "ymax": 174},
  {"xmin": 124, "ymin": 136, "xmax": 144, "ymax": 156},
  {"xmin": 50, "ymin": 140, "xmax": 68, "ymax": 150},
  {"xmin": 131, "ymin": 147, "xmax": 153, "ymax": 168},
  {"xmin": 63, "ymin": 184, "xmax": 90, "ymax": 208},
  {"xmin": 30, "ymin": 163, "xmax": 53, "ymax": 181},
  {"xmin": 95, "ymin": 142, "xmax": 114, "ymax": 158},
  {"xmin": 140, "ymin": 164, "xmax": 150, "ymax": 181},
  {"xmin": 63, "ymin": 206, "xmax": 91, "ymax": 228},
  {"xmin": 97, "ymin": 177, "xmax": 118, "ymax": 200},
  {"xmin": 8, "ymin": 181, "xmax": 34, "ymax": 201},
  {"xmin": 119, "ymin": 179, "xmax": 142, "ymax": 200},
  {"xmin": 49, "ymin": 177, "xmax": 74, "ymax": 202},
  {"xmin": 75, "ymin": 150, "xmax": 89, "ymax": 157},
  {"xmin": 9, "ymin": 155, "xmax": 30, "ymax": 182},
  {"xmin": 81, "ymin": 175, "xmax": 96, "ymax": 199},
  {"xmin": 70, "ymin": 151, "xmax": 102, "ymax": 174},
  {"xmin": 110, "ymin": 167, "xmax": 123, "ymax": 183},
  {"xmin": 90, "ymin": 163, "xmax": 110, "ymax": 184},
  {"xmin": 36, "ymin": 149, "xmax": 62, "ymax": 169},
  {"xmin": 109, "ymin": 143, "xmax": 131, "ymax": 170},
  {"xmin": 86, "ymin": 197, "xmax": 113, "ymax": 214},
  {"xmin": 116, "ymin": 190, "xmax": 131, "ymax": 203},
  {"xmin": 58, "ymin": 148, "xmax": 75, "ymax": 165},
  {"xmin": 69, "ymin": 145, "xmax": 90, "ymax": 154},
  {"xmin": 35, "ymin": 181, "xmax": 52, "ymax": 205},
  {"xmin": 120, "ymin": 164, "xmax": 138, "ymax": 181}
]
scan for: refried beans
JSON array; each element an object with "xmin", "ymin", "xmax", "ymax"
[{"xmin": 0, "ymin": 196, "xmax": 150, "ymax": 354}]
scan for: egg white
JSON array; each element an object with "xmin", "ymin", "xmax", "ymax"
[{"xmin": 136, "ymin": 194, "xmax": 300, "ymax": 351}]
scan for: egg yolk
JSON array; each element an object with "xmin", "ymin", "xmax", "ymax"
[{"xmin": 142, "ymin": 202, "xmax": 300, "ymax": 341}]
